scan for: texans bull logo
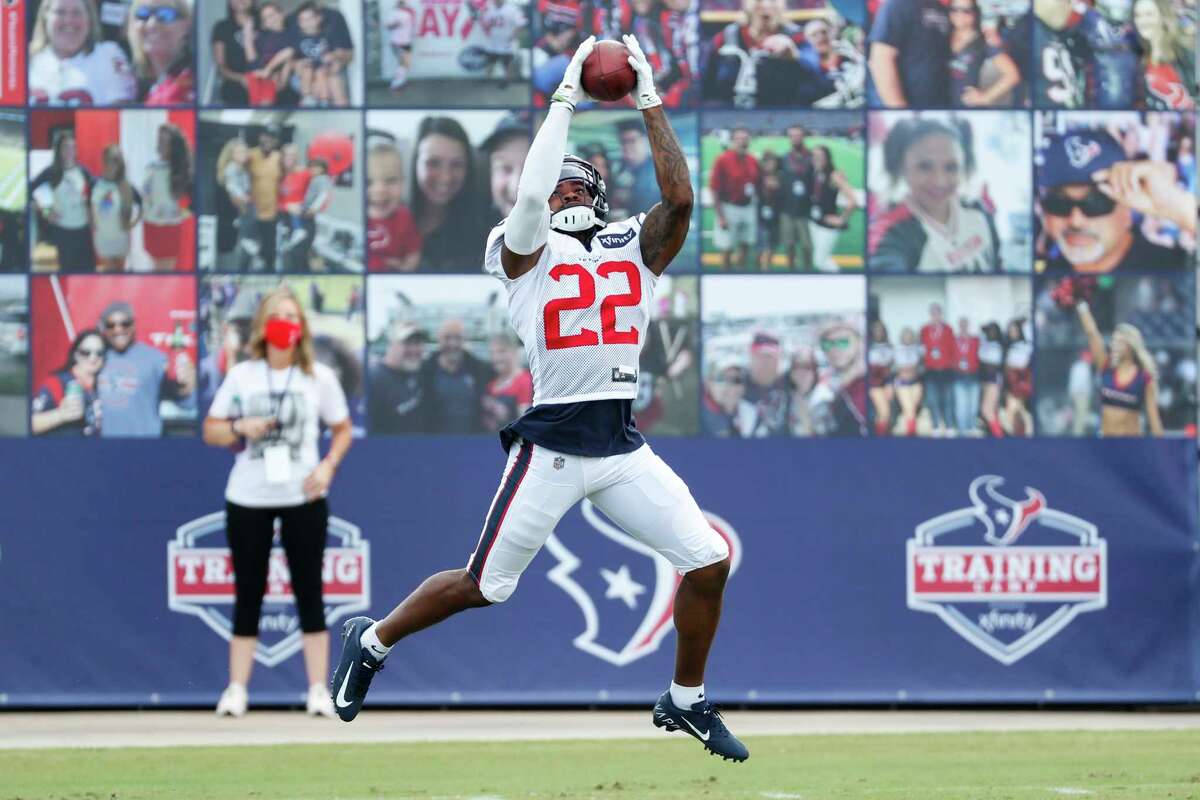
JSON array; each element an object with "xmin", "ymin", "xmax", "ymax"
[{"xmin": 544, "ymin": 501, "xmax": 741, "ymax": 667}]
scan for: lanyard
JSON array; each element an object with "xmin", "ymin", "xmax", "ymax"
[{"xmin": 264, "ymin": 362, "xmax": 295, "ymax": 433}]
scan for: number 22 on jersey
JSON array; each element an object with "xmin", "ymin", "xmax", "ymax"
[{"xmin": 543, "ymin": 261, "xmax": 642, "ymax": 350}]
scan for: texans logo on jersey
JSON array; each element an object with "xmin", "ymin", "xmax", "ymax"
[{"xmin": 544, "ymin": 500, "xmax": 742, "ymax": 666}]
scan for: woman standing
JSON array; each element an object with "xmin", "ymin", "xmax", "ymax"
[
  {"xmin": 202, "ymin": 287, "xmax": 353, "ymax": 717},
  {"xmin": 1076, "ymin": 302, "xmax": 1163, "ymax": 436},
  {"xmin": 756, "ymin": 151, "xmax": 783, "ymax": 271},
  {"xmin": 31, "ymin": 130, "xmax": 96, "ymax": 272},
  {"xmin": 977, "ymin": 321, "xmax": 1004, "ymax": 437},
  {"xmin": 893, "ymin": 326, "xmax": 924, "ymax": 436},
  {"xmin": 216, "ymin": 138, "xmax": 258, "ymax": 270},
  {"xmin": 91, "ymin": 146, "xmax": 143, "ymax": 272},
  {"xmin": 31, "ymin": 329, "xmax": 105, "ymax": 436},
  {"xmin": 808, "ymin": 145, "xmax": 856, "ymax": 273},
  {"xmin": 1002, "ymin": 318, "xmax": 1033, "ymax": 436},
  {"xmin": 867, "ymin": 320, "xmax": 894, "ymax": 435},
  {"xmin": 869, "ymin": 117, "xmax": 1001, "ymax": 273},
  {"xmin": 409, "ymin": 116, "xmax": 490, "ymax": 271},
  {"xmin": 127, "ymin": 0, "xmax": 195, "ymax": 105},
  {"xmin": 1132, "ymin": 0, "xmax": 1196, "ymax": 110},
  {"xmin": 142, "ymin": 124, "xmax": 193, "ymax": 271},
  {"xmin": 947, "ymin": 0, "xmax": 1021, "ymax": 108}
]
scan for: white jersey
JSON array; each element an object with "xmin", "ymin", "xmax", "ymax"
[
  {"xmin": 484, "ymin": 214, "xmax": 657, "ymax": 406},
  {"xmin": 28, "ymin": 42, "xmax": 138, "ymax": 106},
  {"xmin": 478, "ymin": 2, "xmax": 524, "ymax": 54}
]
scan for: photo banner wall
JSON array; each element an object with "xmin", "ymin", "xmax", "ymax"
[{"xmin": 0, "ymin": 437, "xmax": 1196, "ymax": 706}]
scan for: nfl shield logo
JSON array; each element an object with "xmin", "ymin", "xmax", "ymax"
[
  {"xmin": 167, "ymin": 511, "xmax": 370, "ymax": 667},
  {"xmin": 553, "ymin": 456, "xmax": 566, "ymax": 470}
]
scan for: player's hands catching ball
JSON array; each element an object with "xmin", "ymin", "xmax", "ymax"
[
  {"xmin": 622, "ymin": 34, "xmax": 662, "ymax": 110},
  {"xmin": 551, "ymin": 35, "xmax": 597, "ymax": 110},
  {"xmin": 1092, "ymin": 161, "xmax": 1198, "ymax": 235}
]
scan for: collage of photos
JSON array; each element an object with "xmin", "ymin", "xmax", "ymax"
[{"xmin": 0, "ymin": 0, "xmax": 1191, "ymax": 442}]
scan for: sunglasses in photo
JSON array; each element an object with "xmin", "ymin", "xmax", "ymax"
[
  {"xmin": 1040, "ymin": 188, "xmax": 1118, "ymax": 218},
  {"xmin": 76, "ymin": 348, "xmax": 104, "ymax": 359},
  {"xmin": 133, "ymin": 6, "xmax": 183, "ymax": 23},
  {"xmin": 948, "ymin": 5, "xmax": 977, "ymax": 13},
  {"xmin": 104, "ymin": 318, "xmax": 134, "ymax": 330}
]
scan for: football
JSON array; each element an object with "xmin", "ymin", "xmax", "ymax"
[{"xmin": 581, "ymin": 40, "xmax": 637, "ymax": 102}]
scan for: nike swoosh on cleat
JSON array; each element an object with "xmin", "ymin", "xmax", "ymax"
[
  {"xmin": 335, "ymin": 669, "xmax": 354, "ymax": 709},
  {"xmin": 678, "ymin": 716, "xmax": 710, "ymax": 742}
]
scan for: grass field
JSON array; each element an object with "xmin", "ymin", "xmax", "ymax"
[{"xmin": 4, "ymin": 730, "xmax": 1198, "ymax": 800}]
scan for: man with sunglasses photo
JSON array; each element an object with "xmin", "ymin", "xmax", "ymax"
[
  {"xmin": 96, "ymin": 300, "xmax": 195, "ymax": 437},
  {"xmin": 1037, "ymin": 130, "xmax": 1196, "ymax": 274}
]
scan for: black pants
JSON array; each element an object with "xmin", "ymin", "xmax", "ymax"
[
  {"xmin": 256, "ymin": 217, "xmax": 277, "ymax": 271},
  {"xmin": 49, "ymin": 224, "xmax": 95, "ymax": 272},
  {"xmin": 225, "ymin": 498, "xmax": 328, "ymax": 636}
]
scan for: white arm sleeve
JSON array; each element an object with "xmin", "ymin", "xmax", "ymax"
[{"xmin": 504, "ymin": 103, "xmax": 572, "ymax": 255}]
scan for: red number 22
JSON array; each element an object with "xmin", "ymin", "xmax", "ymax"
[{"xmin": 543, "ymin": 261, "xmax": 642, "ymax": 350}]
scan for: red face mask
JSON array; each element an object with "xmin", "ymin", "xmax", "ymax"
[{"xmin": 264, "ymin": 318, "xmax": 302, "ymax": 350}]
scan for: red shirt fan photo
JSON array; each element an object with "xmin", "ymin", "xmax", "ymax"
[{"xmin": 581, "ymin": 40, "xmax": 637, "ymax": 102}]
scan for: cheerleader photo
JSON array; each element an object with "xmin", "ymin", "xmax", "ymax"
[{"xmin": 29, "ymin": 109, "xmax": 196, "ymax": 273}]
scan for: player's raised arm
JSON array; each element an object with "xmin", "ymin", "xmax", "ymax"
[
  {"xmin": 623, "ymin": 34, "xmax": 693, "ymax": 276},
  {"xmin": 500, "ymin": 36, "xmax": 596, "ymax": 279}
]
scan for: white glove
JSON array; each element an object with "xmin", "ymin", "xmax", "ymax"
[
  {"xmin": 623, "ymin": 34, "xmax": 662, "ymax": 110},
  {"xmin": 551, "ymin": 35, "xmax": 596, "ymax": 111}
]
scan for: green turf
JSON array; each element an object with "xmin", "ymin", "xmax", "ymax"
[{"xmin": 3, "ymin": 730, "xmax": 1199, "ymax": 799}]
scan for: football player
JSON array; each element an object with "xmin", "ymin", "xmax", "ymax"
[{"xmin": 330, "ymin": 34, "xmax": 748, "ymax": 762}]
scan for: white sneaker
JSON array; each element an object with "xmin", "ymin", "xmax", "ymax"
[
  {"xmin": 216, "ymin": 683, "xmax": 248, "ymax": 717},
  {"xmin": 390, "ymin": 68, "xmax": 408, "ymax": 89},
  {"xmin": 286, "ymin": 227, "xmax": 308, "ymax": 249},
  {"xmin": 306, "ymin": 683, "xmax": 336, "ymax": 718}
]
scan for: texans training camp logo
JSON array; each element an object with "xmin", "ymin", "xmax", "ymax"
[
  {"xmin": 907, "ymin": 476, "xmax": 1106, "ymax": 665},
  {"xmin": 545, "ymin": 501, "xmax": 741, "ymax": 666},
  {"xmin": 168, "ymin": 512, "xmax": 370, "ymax": 666}
]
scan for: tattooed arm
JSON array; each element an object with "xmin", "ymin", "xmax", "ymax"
[{"xmin": 639, "ymin": 105, "xmax": 693, "ymax": 276}]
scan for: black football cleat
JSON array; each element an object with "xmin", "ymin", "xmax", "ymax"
[
  {"xmin": 329, "ymin": 616, "xmax": 385, "ymax": 722},
  {"xmin": 652, "ymin": 691, "xmax": 749, "ymax": 762}
]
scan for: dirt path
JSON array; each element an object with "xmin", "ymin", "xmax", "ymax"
[{"xmin": 2, "ymin": 710, "xmax": 1198, "ymax": 750}]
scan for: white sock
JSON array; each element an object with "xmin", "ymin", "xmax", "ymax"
[
  {"xmin": 670, "ymin": 681, "xmax": 705, "ymax": 709},
  {"xmin": 360, "ymin": 623, "xmax": 392, "ymax": 659}
]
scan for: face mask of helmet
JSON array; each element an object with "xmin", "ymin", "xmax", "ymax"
[{"xmin": 550, "ymin": 155, "xmax": 609, "ymax": 233}]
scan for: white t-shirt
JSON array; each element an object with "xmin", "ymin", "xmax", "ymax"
[
  {"xmin": 143, "ymin": 160, "xmax": 183, "ymax": 225},
  {"xmin": 478, "ymin": 2, "xmax": 525, "ymax": 54},
  {"xmin": 209, "ymin": 359, "xmax": 350, "ymax": 508},
  {"xmin": 90, "ymin": 177, "xmax": 135, "ymax": 257},
  {"xmin": 35, "ymin": 166, "xmax": 90, "ymax": 229},
  {"xmin": 484, "ymin": 214, "xmax": 658, "ymax": 406},
  {"xmin": 28, "ymin": 42, "xmax": 138, "ymax": 106}
]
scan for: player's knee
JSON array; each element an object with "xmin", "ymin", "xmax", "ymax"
[
  {"xmin": 684, "ymin": 555, "xmax": 730, "ymax": 594},
  {"xmin": 457, "ymin": 569, "xmax": 498, "ymax": 607}
]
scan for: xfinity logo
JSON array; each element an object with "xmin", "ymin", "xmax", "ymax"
[{"xmin": 598, "ymin": 230, "xmax": 636, "ymax": 249}]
